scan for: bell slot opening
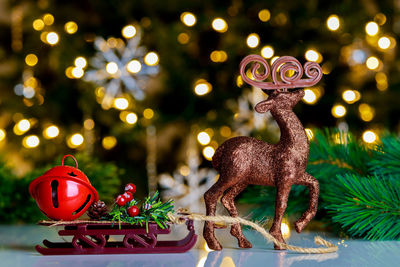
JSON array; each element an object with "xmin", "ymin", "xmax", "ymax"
[
  {"xmin": 72, "ymin": 194, "xmax": 91, "ymax": 215},
  {"xmin": 51, "ymin": 180, "xmax": 59, "ymax": 208}
]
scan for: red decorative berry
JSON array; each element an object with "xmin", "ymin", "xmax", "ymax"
[
  {"xmin": 127, "ymin": 206, "xmax": 139, "ymax": 217},
  {"xmin": 115, "ymin": 195, "xmax": 127, "ymax": 206},
  {"xmin": 123, "ymin": 191, "xmax": 133, "ymax": 202},
  {"xmin": 125, "ymin": 183, "xmax": 136, "ymax": 194}
]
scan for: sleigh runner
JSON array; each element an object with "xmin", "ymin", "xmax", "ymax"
[{"xmin": 36, "ymin": 219, "xmax": 197, "ymax": 255}]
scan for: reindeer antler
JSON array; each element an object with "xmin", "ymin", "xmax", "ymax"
[{"xmin": 239, "ymin": 55, "xmax": 323, "ymax": 91}]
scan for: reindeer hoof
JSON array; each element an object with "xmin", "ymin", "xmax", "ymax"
[
  {"xmin": 274, "ymin": 243, "xmax": 286, "ymax": 250},
  {"xmin": 238, "ymin": 238, "xmax": 252, "ymax": 249},
  {"xmin": 294, "ymin": 220, "xmax": 306, "ymax": 233},
  {"xmin": 206, "ymin": 240, "xmax": 223, "ymax": 251}
]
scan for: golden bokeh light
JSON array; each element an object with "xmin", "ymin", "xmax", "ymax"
[
  {"xmin": 362, "ymin": 130, "xmax": 377, "ymax": 144},
  {"xmin": 127, "ymin": 60, "xmax": 142, "ymax": 73},
  {"xmin": 23, "ymin": 135, "xmax": 40, "ymax": 148},
  {"xmin": 366, "ymin": 56, "xmax": 379, "ymax": 70},
  {"xmin": 181, "ymin": 12, "xmax": 196, "ymax": 27},
  {"xmin": 43, "ymin": 13, "xmax": 54, "ymax": 25},
  {"xmin": 71, "ymin": 67, "xmax": 84, "ymax": 78},
  {"xmin": 125, "ymin": 112, "xmax": 138, "ymax": 124},
  {"xmin": 144, "ymin": 52, "xmax": 159, "ymax": 66},
  {"xmin": 67, "ymin": 133, "xmax": 84, "ymax": 148},
  {"xmin": 246, "ymin": 33, "xmax": 260, "ymax": 48},
  {"xmin": 271, "ymin": 56, "xmax": 279, "ymax": 65},
  {"xmin": 177, "ymin": 33, "xmax": 190, "ymax": 44},
  {"xmin": 202, "ymin": 146, "xmax": 215, "ymax": 160},
  {"xmin": 106, "ymin": 62, "xmax": 119, "ymax": 74},
  {"xmin": 25, "ymin": 54, "xmax": 38, "ymax": 67},
  {"xmin": 64, "ymin": 21, "xmax": 78, "ymax": 34},
  {"xmin": 331, "ymin": 104, "xmax": 347, "ymax": 118},
  {"xmin": 210, "ymin": 50, "xmax": 228, "ymax": 63},
  {"xmin": 305, "ymin": 128, "xmax": 314, "ymax": 140},
  {"xmin": 84, "ymin": 119, "xmax": 95, "ymax": 130},
  {"xmin": 179, "ymin": 165, "xmax": 190, "ymax": 176},
  {"xmin": 212, "ymin": 18, "xmax": 228, "ymax": 33},
  {"xmin": 326, "ymin": 15, "xmax": 340, "ymax": 31},
  {"xmin": 74, "ymin": 57, "xmax": 87, "ymax": 68},
  {"xmin": 33, "ymin": 19, "xmax": 45, "ymax": 31},
  {"xmin": 302, "ymin": 89, "xmax": 317, "ymax": 104},
  {"xmin": 261, "ymin": 45, "xmax": 274, "ymax": 59},
  {"xmin": 342, "ymin": 89, "xmax": 361, "ymax": 104},
  {"xmin": 14, "ymin": 119, "xmax": 31, "ymax": 135},
  {"xmin": 258, "ymin": 9, "xmax": 271, "ymax": 22},
  {"xmin": 102, "ymin": 136, "xmax": 117, "ymax": 150},
  {"xmin": 197, "ymin": 131, "xmax": 211, "ymax": 145},
  {"xmin": 122, "ymin": 25, "xmax": 137, "ymax": 38},
  {"xmin": 0, "ymin": 129, "xmax": 6, "ymax": 142},
  {"xmin": 220, "ymin": 126, "xmax": 231, "ymax": 137},
  {"xmin": 43, "ymin": 125, "xmax": 59, "ymax": 139},
  {"xmin": 143, "ymin": 108, "xmax": 154, "ymax": 119},
  {"xmin": 113, "ymin": 97, "xmax": 129, "ymax": 110},
  {"xmin": 358, "ymin": 103, "xmax": 375, "ymax": 122},
  {"xmin": 194, "ymin": 79, "xmax": 212, "ymax": 96},
  {"xmin": 375, "ymin": 72, "xmax": 388, "ymax": 91},
  {"xmin": 305, "ymin": 49, "xmax": 322, "ymax": 63},
  {"xmin": 378, "ymin": 36, "xmax": 390, "ymax": 49},
  {"xmin": 46, "ymin": 32, "xmax": 59, "ymax": 45},
  {"xmin": 374, "ymin": 13, "xmax": 387, "ymax": 25},
  {"xmin": 365, "ymin": 21, "xmax": 379, "ymax": 36}
]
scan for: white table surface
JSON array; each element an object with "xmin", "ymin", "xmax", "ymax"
[{"xmin": 1, "ymin": 223, "xmax": 399, "ymax": 267}]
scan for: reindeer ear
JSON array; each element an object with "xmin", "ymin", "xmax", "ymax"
[{"xmin": 255, "ymin": 100, "xmax": 272, "ymax": 113}]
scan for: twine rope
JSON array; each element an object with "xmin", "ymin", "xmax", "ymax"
[{"xmin": 168, "ymin": 209, "xmax": 338, "ymax": 254}]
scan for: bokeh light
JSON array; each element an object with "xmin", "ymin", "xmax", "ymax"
[
  {"xmin": 261, "ymin": 46, "xmax": 274, "ymax": 59},
  {"xmin": 43, "ymin": 125, "xmax": 59, "ymax": 139},
  {"xmin": 326, "ymin": 15, "xmax": 340, "ymax": 31},
  {"xmin": 46, "ymin": 32, "xmax": 59, "ymax": 45},
  {"xmin": 127, "ymin": 60, "xmax": 142, "ymax": 73},
  {"xmin": 114, "ymin": 97, "xmax": 129, "ymax": 110},
  {"xmin": 102, "ymin": 136, "xmax": 117, "ymax": 150},
  {"xmin": 68, "ymin": 133, "xmax": 84, "ymax": 148},
  {"xmin": 197, "ymin": 132, "xmax": 211, "ymax": 145},
  {"xmin": 378, "ymin": 36, "xmax": 390, "ymax": 49},
  {"xmin": 64, "ymin": 21, "xmax": 78, "ymax": 34},
  {"xmin": 33, "ymin": 19, "xmax": 45, "ymax": 31},
  {"xmin": 106, "ymin": 62, "xmax": 119, "ymax": 74},
  {"xmin": 212, "ymin": 18, "xmax": 228, "ymax": 33},
  {"xmin": 25, "ymin": 54, "xmax": 38, "ymax": 66},
  {"xmin": 144, "ymin": 52, "xmax": 159, "ymax": 66},
  {"xmin": 362, "ymin": 130, "xmax": 377, "ymax": 143},
  {"xmin": 365, "ymin": 21, "xmax": 379, "ymax": 36},
  {"xmin": 143, "ymin": 108, "xmax": 154, "ymax": 119},
  {"xmin": 122, "ymin": 25, "xmax": 137, "ymax": 38},
  {"xmin": 74, "ymin": 57, "xmax": 87, "ymax": 68},
  {"xmin": 332, "ymin": 104, "xmax": 347, "ymax": 118},
  {"xmin": 246, "ymin": 33, "xmax": 260, "ymax": 48},
  {"xmin": 366, "ymin": 56, "xmax": 379, "ymax": 70},
  {"xmin": 194, "ymin": 80, "xmax": 212, "ymax": 96},
  {"xmin": 258, "ymin": 9, "xmax": 271, "ymax": 22},
  {"xmin": 181, "ymin": 12, "xmax": 196, "ymax": 27},
  {"xmin": 23, "ymin": 135, "xmax": 40, "ymax": 148},
  {"xmin": 202, "ymin": 146, "xmax": 215, "ymax": 160}
]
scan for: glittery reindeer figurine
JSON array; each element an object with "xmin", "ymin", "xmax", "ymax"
[{"xmin": 203, "ymin": 55, "xmax": 323, "ymax": 250}]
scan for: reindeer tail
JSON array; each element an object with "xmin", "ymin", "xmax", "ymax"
[{"xmin": 211, "ymin": 145, "xmax": 224, "ymax": 172}]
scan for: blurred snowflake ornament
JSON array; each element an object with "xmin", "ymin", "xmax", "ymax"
[
  {"xmin": 233, "ymin": 87, "xmax": 279, "ymax": 136},
  {"xmin": 158, "ymin": 139, "xmax": 217, "ymax": 212},
  {"xmin": 84, "ymin": 27, "xmax": 159, "ymax": 108}
]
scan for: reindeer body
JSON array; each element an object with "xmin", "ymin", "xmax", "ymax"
[{"xmin": 203, "ymin": 55, "xmax": 322, "ymax": 251}]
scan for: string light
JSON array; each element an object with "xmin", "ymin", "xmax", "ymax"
[
  {"xmin": 33, "ymin": 19, "xmax": 44, "ymax": 31},
  {"xmin": 23, "ymin": 135, "xmax": 40, "ymax": 148},
  {"xmin": 125, "ymin": 112, "xmax": 138, "ymax": 124},
  {"xmin": 365, "ymin": 21, "xmax": 379, "ymax": 36},
  {"xmin": 326, "ymin": 15, "xmax": 340, "ymax": 31},
  {"xmin": 122, "ymin": 25, "xmax": 137, "ymax": 38},
  {"xmin": 0, "ymin": 129, "xmax": 6, "ymax": 142},
  {"xmin": 64, "ymin": 21, "xmax": 78, "ymax": 34},
  {"xmin": 74, "ymin": 57, "xmax": 87, "ymax": 68},
  {"xmin": 102, "ymin": 136, "xmax": 117, "ymax": 150},
  {"xmin": 258, "ymin": 9, "xmax": 271, "ymax": 22},
  {"xmin": 43, "ymin": 125, "xmax": 59, "ymax": 139},
  {"xmin": 71, "ymin": 67, "xmax": 84, "ymax": 78},
  {"xmin": 144, "ymin": 52, "xmax": 159, "ymax": 66},
  {"xmin": 143, "ymin": 108, "xmax": 154, "ymax": 119},
  {"xmin": 378, "ymin": 36, "xmax": 390, "ymax": 49},
  {"xmin": 246, "ymin": 33, "xmax": 260, "ymax": 48},
  {"xmin": 197, "ymin": 132, "xmax": 211, "ymax": 145},
  {"xmin": 126, "ymin": 60, "xmax": 142, "ymax": 73},
  {"xmin": 46, "ymin": 32, "xmax": 59, "ymax": 45},
  {"xmin": 194, "ymin": 79, "xmax": 212, "ymax": 96},
  {"xmin": 67, "ymin": 133, "xmax": 84, "ymax": 148},
  {"xmin": 261, "ymin": 45, "xmax": 274, "ymax": 59},
  {"xmin": 366, "ymin": 56, "xmax": 379, "ymax": 70},
  {"xmin": 106, "ymin": 62, "xmax": 119, "ymax": 74},
  {"xmin": 113, "ymin": 97, "xmax": 129, "ymax": 110},
  {"xmin": 362, "ymin": 130, "xmax": 377, "ymax": 143},
  {"xmin": 181, "ymin": 12, "xmax": 196, "ymax": 27},
  {"xmin": 332, "ymin": 104, "xmax": 346, "ymax": 118},
  {"xmin": 212, "ymin": 18, "xmax": 228, "ymax": 33},
  {"xmin": 25, "ymin": 54, "xmax": 38, "ymax": 66},
  {"xmin": 202, "ymin": 146, "xmax": 215, "ymax": 160},
  {"xmin": 14, "ymin": 119, "xmax": 30, "ymax": 135}
]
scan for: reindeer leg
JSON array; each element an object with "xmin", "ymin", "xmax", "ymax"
[
  {"xmin": 294, "ymin": 172, "xmax": 319, "ymax": 233},
  {"xmin": 221, "ymin": 183, "xmax": 252, "ymax": 248},
  {"xmin": 270, "ymin": 184, "xmax": 291, "ymax": 250},
  {"xmin": 203, "ymin": 180, "xmax": 230, "ymax": 251}
]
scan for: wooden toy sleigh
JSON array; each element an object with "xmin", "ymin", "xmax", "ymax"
[{"xmin": 35, "ymin": 218, "xmax": 197, "ymax": 255}]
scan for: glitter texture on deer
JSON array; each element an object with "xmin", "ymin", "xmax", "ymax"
[{"xmin": 203, "ymin": 55, "xmax": 323, "ymax": 250}]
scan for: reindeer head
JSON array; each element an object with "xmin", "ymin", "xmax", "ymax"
[
  {"xmin": 255, "ymin": 90, "xmax": 305, "ymax": 113},
  {"xmin": 239, "ymin": 55, "xmax": 322, "ymax": 114}
]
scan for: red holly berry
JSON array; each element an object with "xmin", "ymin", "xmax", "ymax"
[
  {"xmin": 123, "ymin": 191, "xmax": 133, "ymax": 202},
  {"xmin": 125, "ymin": 183, "xmax": 136, "ymax": 194},
  {"xmin": 127, "ymin": 206, "xmax": 139, "ymax": 217},
  {"xmin": 115, "ymin": 195, "xmax": 127, "ymax": 206}
]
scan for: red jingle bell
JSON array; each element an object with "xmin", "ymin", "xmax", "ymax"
[{"xmin": 29, "ymin": 155, "xmax": 98, "ymax": 221}]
